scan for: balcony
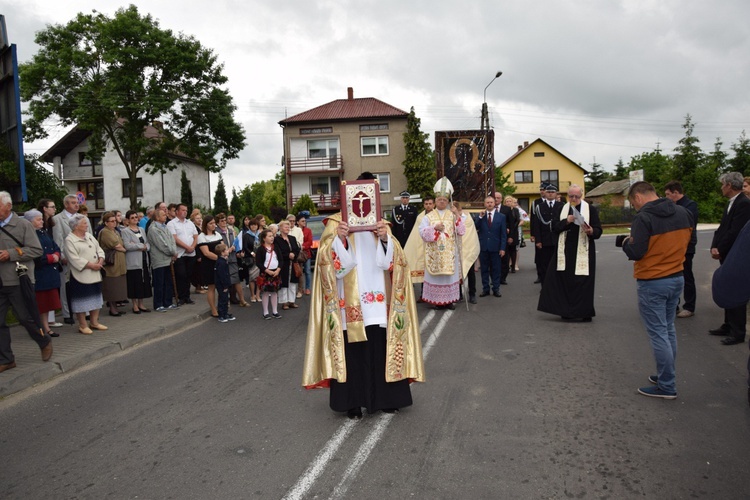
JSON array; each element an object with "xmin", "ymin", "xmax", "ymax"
[
  {"xmin": 287, "ymin": 155, "xmax": 344, "ymax": 173},
  {"xmin": 291, "ymin": 193, "xmax": 341, "ymax": 212}
]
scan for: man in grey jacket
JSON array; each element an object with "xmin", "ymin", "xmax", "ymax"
[
  {"xmin": 0, "ymin": 191, "xmax": 53, "ymax": 372},
  {"xmin": 148, "ymin": 208, "xmax": 179, "ymax": 312}
]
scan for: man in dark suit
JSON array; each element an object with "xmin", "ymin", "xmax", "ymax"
[
  {"xmin": 391, "ymin": 191, "xmax": 417, "ymax": 249},
  {"xmin": 709, "ymin": 172, "xmax": 750, "ymax": 345},
  {"xmin": 494, "ymin": 192, "xmax": 516, "ymax": 285},
  {"xmin": 665, "ymin": 181, "xmax": 699, "ymax": 318},
  {"xmin": 529, "ymin": 183, "xmax": 548, "ymax": 283},
  {"xmin": 531, "ymin": 184, "xmax": 559, "ymax": 285},
  {"xmin": 476, "ymin": 196, "xmax": 506, "ymax": 297}
]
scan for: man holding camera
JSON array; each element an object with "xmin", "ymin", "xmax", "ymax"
[{"xmin": 619, "ymin": 181, "xmax": 693, "ymax": 399}]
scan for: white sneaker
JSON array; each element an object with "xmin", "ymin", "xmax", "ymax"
[{"xmin": 676, "ymin": 310, "xmax": 694, "ymax": 318}]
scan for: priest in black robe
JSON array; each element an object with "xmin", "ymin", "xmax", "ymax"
[{"xmin": 538, "ymin": 185, "xmax": 602, "ymax": 321}]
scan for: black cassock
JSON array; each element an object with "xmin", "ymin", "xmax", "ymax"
[{"xmin": 538, "ymin": 203, "xmax": 602, "ymax": 320}]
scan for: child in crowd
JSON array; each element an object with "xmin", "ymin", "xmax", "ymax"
[{"xmin": 214, "ymin": 243, "xmax": 235, "ymax": 323}]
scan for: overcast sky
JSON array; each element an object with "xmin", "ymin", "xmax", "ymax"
[{"xmin": 4, "ymin": 0, "xmax": 750, "ymax": 198}]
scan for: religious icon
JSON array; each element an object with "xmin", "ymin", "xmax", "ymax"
[{"xmin": 340, "ymin": 179, "xmax": 381, "ymax": 232}]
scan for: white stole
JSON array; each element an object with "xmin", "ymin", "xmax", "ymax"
[{"xmin": 556, "ymin": 200, "xmax": 590, "ymax": 275}]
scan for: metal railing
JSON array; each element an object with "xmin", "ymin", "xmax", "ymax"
[{"xmin": 287, "ymin": 155, "xmax": 344, "ymax": 172}]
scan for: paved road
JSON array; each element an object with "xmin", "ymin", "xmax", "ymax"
[{"xmin": 1, "ymin": 230, "xmax": 749, "ymax": 499}]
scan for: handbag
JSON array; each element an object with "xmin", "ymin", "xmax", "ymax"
[
  {"xmin": 293, "ymin": 261, "xmax": 302, "ymax": 278},
  {"xmin": 104, "ymin": 248, "xmax": 116, "ymax": 266},
  {"xmin": 296, "ymin": 249, "xmax": 309, "ymax": 264}
]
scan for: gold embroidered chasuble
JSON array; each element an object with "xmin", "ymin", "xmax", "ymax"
[
  {"xmin": 424, "ymin": 209, "xmax": 458, "ymax": 276},
  {"xmin": 302, "ymin": 213, "xmax": 425, "ymax": 387}
]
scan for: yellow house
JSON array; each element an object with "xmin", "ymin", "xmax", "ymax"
[{"xmin": 498, "ymin": 138, "xmax": 587, "ymax": 212}]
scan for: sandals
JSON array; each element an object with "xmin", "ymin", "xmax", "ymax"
[{"xmin": 46, "ymin": 331, "xmax": 60, "ymax": 338}]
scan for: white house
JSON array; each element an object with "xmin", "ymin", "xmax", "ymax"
[{"xmin": 40, "ymin": 125, "xmax": 211, "ymax": 218}]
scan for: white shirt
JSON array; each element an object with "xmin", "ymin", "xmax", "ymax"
[{"xmin": 167, "ymin": 217, "xmax": 198, "ymax": 257}]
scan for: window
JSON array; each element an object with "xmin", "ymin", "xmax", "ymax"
[
  {"xmin": 122, "ymin": 178, "xmax": 144, "ymax": 198},
  {"xmin": 534, "ymin": 152, "xmax": 545, "ymax": 157},
  {"xmin": 78, "ymin": 181, "xmax": 105, "ymax": 210},
  {"xmin": 540, "ymin": 170, "xmax": 559, "ymax": 185},
  {"xmin": 514, "ymin": 171, "xmax": 533, "ymax": 183},
  {"xmin": 307, "ymin": 139, "xmax": 339, "ymax": 159},
  {"xmin": 78, "ymin": 152, "xmax": 92, "ymax": 166},
  {"xmin": 361, "ymin": 136, "xmax": 389, "ymax": 156},
  {"xmin": 310, "ymin": 176, "xmax": 339, "ymax": 196},
  {"xmin": 373, "ymin": 173, "xmax": 390, "ymax": 193}
]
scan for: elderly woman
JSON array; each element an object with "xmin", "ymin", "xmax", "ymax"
[
  {"xmin": 122, "ymin": 210, "xmax": 152, "ymax": 313},
  {"xmin": 275, "ymin": 219, "xmax": 301, "ymax": 310},
  {"xmin": 148, "ymin": 208, "xmax": 179, "ymax": 312},
  {"xmin": 26, "ymin": 210, "xmax": 62, "ymax": 337},
  {"xmin": 97, "ymin": 211, "xmax": 128, "ymax": 317},
  {"xmin": 63, "ymin": 214, "xmax": 107, "ymax": 334}
]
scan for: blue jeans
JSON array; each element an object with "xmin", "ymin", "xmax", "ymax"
[
  {"xmin": 636, "ymin": 276, "xmax": 683, "ymax": 394},
  {"xmin": 304, "ymin": 258, "xmax": 312, "ymax": 291}
]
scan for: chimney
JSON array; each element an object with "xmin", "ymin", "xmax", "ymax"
[
  {"xmin": 523, "ymin": 141, "xmax": 529, "ymax": 148},
  {"xmin": 347, "ymin": 87, "xmax": 354, "ymax": 100},
  {"xmin": 518, "ymin": 145, "xmax": 523, "ymax": 151}
]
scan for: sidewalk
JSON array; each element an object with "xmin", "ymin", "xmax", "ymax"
[{"xmin": 1, "ymin": 299, "xmax": 212, "ymax": 399}]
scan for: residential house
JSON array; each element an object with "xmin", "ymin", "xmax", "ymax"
[
  {"xmin": 40, "ymin": 125, "xmax": 211, "ymax": 220},
  {"xmin": 278, "ymin": 87, "xmax": 409, "ymax": 215},
  {"xmin": 585, "ymin": 178, "xmax": 631, "ymax": 207},
  {"xmin": 497, "ymin": 138, "xmax": 587, "ymax": 212}
]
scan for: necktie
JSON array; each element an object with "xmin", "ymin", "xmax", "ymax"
[{"xmin": 487, "ymin": 212, "xmax": 492, "ymax": 226}]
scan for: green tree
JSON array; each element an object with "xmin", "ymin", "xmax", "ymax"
[
  {"xmin": 688, "ymin": 138, "xmax": 727, "ymax": 222},
  {"xmin": 402, "ymin": 107, "xmax": 436, "ymax": 199},
  {"xmin": 0, "ymin": 146, "xmax": 68, "ymax": 211},
  {"xmin": 180, "ymin": 170, "xmax": 193, "ymax": 214},
  {"xmin": 494, "ymin": 168, "xmax": 516, "ymax": 196},
  {"xmin": 229, "ymin": 187, "xmax": 241, "ymax": 216},
  {"xmin": 291, "ymin": 194, "xmax": 318, "ymax": 216},
  {"xmin": 213, "ymin": 173, "xmax": 229, "ymax": 215},
  {"xmin": 671, "ymin": 114, "xmax": 703, "ymax": 179},
  {"xmin": 19, "ymin": 5, "xmax": 246, "ymax": 211},
  {"xmin": 628, "ymin": 150, "xmax": 673, "ymax": 189},
  {"xmin": 612, "ymin": 157, "xmax": 629, "ymax": 180},
  {"xmin": 729, "ymin": 130, "xmax": 750, "ymax": 176},
  {"xmin": 584, "ymin": 161, "xmax": 611, "ymax": 193}
]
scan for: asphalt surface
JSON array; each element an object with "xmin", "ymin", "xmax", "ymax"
[{"xmin": 1, "ymin": 227, "xmax": 749, "ymax": 499}]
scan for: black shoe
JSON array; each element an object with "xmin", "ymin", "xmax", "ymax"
[
  {"xmin": 709, "ymin": 328, "xmax": 730, "ymax": 336},
  {"xmin": 63, "ymin": 317, "xmax": 75, "ymax": 325},
  {"xmin": 469, "ymin": 296, "xmax": 477, "ymax": 304},
  {"xmin": 534, "ymin": 279, "xmax": 542, "ymax": 284},
  {"xmin": 493, "ymin": 291, "xmax": 502, "ymax": 297},
  {"xmin": 347, "ymin": 407, "xmax": 363, "ymax": 419},
  {"xmin": 382, "ymin": 408, "xmax": 399, "ymax": 414},
  {"xmin": 721, "ymin": 337, "xmax": 744, "ymax": 346},
  {"xmin": 500, "ymin": 280, "xmax": 508, "ymax": 285},
  {"xmin": 479, "ymin": 291, "xmax": 490, "ymax": 297},
  {"xmin": 109, "ymin": 311, "xmax": 124, "ymax": 317}
]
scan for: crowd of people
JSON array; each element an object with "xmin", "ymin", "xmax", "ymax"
[{"xmin": 0, "ymin": 193, "xmax": 315, "ymax": 360}]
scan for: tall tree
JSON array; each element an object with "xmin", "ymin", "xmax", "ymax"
[
  {"xmin": 612, "ymin": 157, "xmax": 629, "ymax": 180},
  {"xmin": 729, "ymin": 130, "xmax": 750, "ymax": 176},
  {"xmin": 402, "ymin": 107, "xmax": 436, "ymax": 199},
  {"xmin": 628, "ymin": 150, "xmax": 673, "ymax": 189},
  {"xmin": 19, "ymin": 6, "xmax": 246, "ymax": 210},
  {"xmin": 213, "ymin": 173, "xmax": 229, "ymax": 215},
  {"xmin": 584, "ymin": 160, "xmax": 611, "ymax": 193},
  {"xmin": 180, "ymin": 170, "xmax": 193, "ymax": 214},
  {"xmin": 672, "ymin": 114, "xmax": 703, "ymax": 179},
  {"xmin": 229, "ymin": 187, "xmax": 241, "ymax": 216},
  {"xmin": 0, "ymin": 146, "xmax": 68, "ymax": 211}
]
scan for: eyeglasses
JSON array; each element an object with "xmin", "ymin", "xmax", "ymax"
[
  {"xmin": 129, "ymin": 215, "xmax": 138, "ymax": 219},
  {"xmin": 107, "ymin": 219, "xmax": 116, "ymax": 223},
  {"xmin": 568, "ymin": 194, "xmax": 582, "ymax": 199}
]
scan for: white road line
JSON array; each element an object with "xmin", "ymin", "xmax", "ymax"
[
  {"xmin": 283, "ymin": 309, "xmax": 448, "ymax": 500},
  {"xmin": 326, "ymin": 310, "xmax": 453, "ymax": 500}
]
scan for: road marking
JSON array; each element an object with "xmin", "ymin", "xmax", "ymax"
[{"xmin": 283, "ymin": 309, "xmax": 451, "ymax": 500}]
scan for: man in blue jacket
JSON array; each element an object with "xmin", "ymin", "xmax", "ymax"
[{"xmin": 475, "ymin": 196, "xmax": 506, "ymax": 298}]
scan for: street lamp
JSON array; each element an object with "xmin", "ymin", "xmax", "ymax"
[{"xmin": 481, "ymin": 71, "xmax": 502, "ymax": 130}]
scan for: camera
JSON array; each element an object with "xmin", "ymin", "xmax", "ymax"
[{"xmin": 615, "ymin": 235, "xmax": 628, "ymax": 247}]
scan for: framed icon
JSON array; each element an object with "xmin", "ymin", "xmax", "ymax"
[{"xmin": 340, "ymin": 179, "xmax": 381, "ymax": 232}]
